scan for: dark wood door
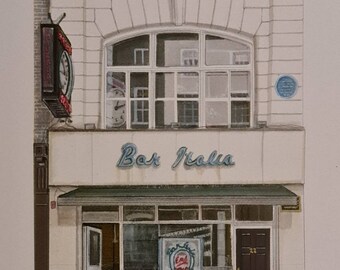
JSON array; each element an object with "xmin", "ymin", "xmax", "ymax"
[{"xmin": 236, "ymin": 229, "xmax": 270, "ymax": 270}]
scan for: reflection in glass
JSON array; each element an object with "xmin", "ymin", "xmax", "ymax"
[
  {"xmin": 89, "ymin": 231, "xmax": 100, "ymax": 266},
  {"xmin": 231, "ymin": 71, "xmax": 250, "ymax": 97},
  {"xmin": 155, "ymin": 101, "xmax": 175, "ymax": 128},
  {"xmin": 206, "ymin": 35, "xmax": 250, "ymax": 65},
  {"xmin": 231, "ymin": 101, "xmax": 250, "ymax": 128},
  {"xmin": 130, "ymin": 73, "xmax": 149, "ymax": 129},
  {"xmin": 177, "ymin": 72, "xmax": 199, "ymax": 98},
  {"xmin": 123, "ymin": 225, "xmax": 158, "ymax": 270},
  {"xmin": 156, "ymin": 73, "xmax": 174, "ymax": 98},
  {"xmin": 107, "ymin": 35, "xmax": 149, "ymax": 66},
  {"xmin": 157, "ymin": 33, "xmax": 199, "ymax": 67},
  {"xmin": 205, "ymin": 73, "xmax": 228, "ymax": 98},
  {"xmin": 178, "ymin": 101, "xmax": 199, "ymax": 127},
  {"xmin": 158, "ymin": 205, "xmax": 199, "ymax": 220},
  {"xmin": 106, "ymin": 100, "xmax": 126, "ymax": 129},
  {"xmin": 202, "ymin": 205, "xmax": 232, "ymax": 220},
  {"xmin": 160, "ymin": 224, "xmax": 232, "ymax": 268},
  {"xmin": 205, "ymin": 101, "xmax": 228, "ymax": 127},
  {"xmin": 235, "ymin": 205, "xmax": 273, "ymax": 221},
  {"xmin": 123, "ymin": 206, "xmax": 155, "ymax": 221},
  {"xmin": 106, "ymin": 72, "xmax": 126, "ymax": 97}
]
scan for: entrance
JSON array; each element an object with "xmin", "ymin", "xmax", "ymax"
[{"xmin": 236, "ymin": 229, "xmax": 270, "ymax": 270}]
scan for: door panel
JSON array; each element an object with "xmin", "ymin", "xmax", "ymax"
[
  {"xmin": 236, "ymin": 229, "xmax": 270, "ymax": 270},
  {"xmin": 83, "ymin": 226, "xmax": 102, "ymax": 270}
]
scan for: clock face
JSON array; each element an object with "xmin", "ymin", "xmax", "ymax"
[
  {"xmin": 107, "ymin": 88, "xmax": 126, "ymax": 128},
  {"xmin": 59, "ymin": 50, "xmax": 73, "ymax": 99}
]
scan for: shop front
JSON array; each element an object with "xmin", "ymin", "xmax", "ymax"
[{"xmin": 49, "ymin": 129, "xmax": 304, "ymax": 270}]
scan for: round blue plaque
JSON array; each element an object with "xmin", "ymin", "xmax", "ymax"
[{"xmin": 275, "ymin": 75, "xmax": 297, "ymax": 98}]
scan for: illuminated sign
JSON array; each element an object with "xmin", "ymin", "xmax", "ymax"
[
  {"xmin": 41, "ymin": 23, "xmax": 74, "ymax": 118},
  {"xmin": 116, "ymin": 143, "xmax": 235, "ymax": 169}
]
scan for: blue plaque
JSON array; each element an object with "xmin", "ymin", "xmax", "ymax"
[{"xmin": 275, "ymin": 75, "xmax": 297, "ymax": 98}]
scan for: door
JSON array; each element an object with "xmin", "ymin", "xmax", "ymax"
[
  {"xmin": 236, "ymin": 229, "xmax": 270, "ymax": 270},
  {"xmin": 83, "ymin": 226, "xmax": 102, "ymax": 270}
]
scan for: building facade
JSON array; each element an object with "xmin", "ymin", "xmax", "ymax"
[{"xmin": 36, "ymin": 1, "xmax": 305, "ymax": 270}]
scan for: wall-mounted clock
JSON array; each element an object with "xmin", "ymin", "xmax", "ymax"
[
  {"xmin": 41, "ymin": 23, "xmax": 74, "ymax": 118},
  {"xmin": 59, "ymin": 50, "xmax": 74, "ymax": 101},
  {"xmin": 107, "ymin": 88, "xmax": 126, "ymax": 127}
]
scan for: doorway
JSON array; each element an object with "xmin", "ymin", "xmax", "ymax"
[{"xmin": 236, "ymin": 229, "xmax": 270, "ymax": 270}]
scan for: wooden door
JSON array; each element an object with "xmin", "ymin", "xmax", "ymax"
[{"xmin": 236, "ymin": 229, "xmax": 270, "ymax": 270}]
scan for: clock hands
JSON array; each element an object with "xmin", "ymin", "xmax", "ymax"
[{"xmin": 114, "ymin": 101, "xmax": 126, "ymax": 110}]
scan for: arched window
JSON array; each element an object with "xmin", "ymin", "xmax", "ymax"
[{"xmin": 104, "ymin": 31, "xmax": 253, "ymax": 129}]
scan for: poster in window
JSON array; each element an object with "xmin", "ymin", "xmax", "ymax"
[{"xmin": 159, "ymin": 238, "xmax": 203, "ymax": 270}]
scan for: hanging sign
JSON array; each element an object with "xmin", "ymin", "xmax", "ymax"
[
  {"xmin": 159, "ymin": 238, "xmax": 203, "ymax": 270},
  {"xmin": 275, "ymin": 75, "xmax": 297, "ymax": 99},
  {"xmin": 41, "ymin": 23, "xmax": 74, "ymax": 118}
]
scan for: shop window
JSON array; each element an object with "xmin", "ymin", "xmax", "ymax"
[
  {"xmin": 235, "ymin": 205, "xmax": 273, "ymax": 221},
  {"xmin": 82, "ymin": 204, "xmax": 275, "ymax": 270},
  {"xmin": 158, "ymin": 205, "xmax": 199, "ymax": 220},
  {"xmin": 105, "ymin": 32, "xmax": 253, "ymax": 129}
]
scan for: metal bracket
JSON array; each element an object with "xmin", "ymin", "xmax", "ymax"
[{"xmin": 48, "ymin": 12, "xmax": 66, "ymax": 25}]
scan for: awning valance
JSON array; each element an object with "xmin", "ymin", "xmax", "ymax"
[{"xmin": 57, "ymin": 185, "xmax": 298, "ymax": 206}]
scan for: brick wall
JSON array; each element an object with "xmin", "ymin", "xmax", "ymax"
[{"xmin": 34, "ymin": 0, "xmax": 53, "ymax": 142}]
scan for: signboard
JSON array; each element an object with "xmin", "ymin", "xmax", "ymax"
[
  {"xmin": 159, "ymin": 238, "xmax": 203, "ymax": 270},
  {"xmin": 275, "ymin": 75, "xmax": 297, "ymax": 99},
  {"xmin": 41, "ymin": 24, "xmax": 74, "ymax": 118}
]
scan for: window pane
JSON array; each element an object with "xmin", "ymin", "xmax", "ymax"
[
  {"xmin": 155, "ymin": 101, "xmax": 175, "ymax": 128},
  {"xmin": 205, "ymin": 72, "xmax": 228, "ymax": 98},
  {"xmin": 106, "ymin": 100, "xmax": 126, "ymax": 128},
  {"xmin": 235, "ymin": 205, "xmax": 273, "ymax": 221},
  {"xmin": 123, "ymin": 224, "xmax": 158, "ymax": 270},
  {"xmin": 205, "ymin": 101, "xmax": 228, "ymax": 126},
  {"xmin": 130, "ymin": 73, "xmax": 148, "ymax": 98},
  {"xmin": 123, "ymin": 206, "xmax": 155, "ymax": 221},
  {"xmin": 107, "ymin": 35, "xmax": 149, "ymax": 66},
  {"xmin": 130, "ymin": 73, "xmax": 149, "ymax": 129},
  {"xmin": 206, "ymin": 35, "xmax": 250, "ymax": 65},
  {"xmin": 160, "ymin": 224, "xmax": 232, "ymax": 268},
  {"xmin": 89, "ymin": 231, "xmax": 100, "ymax": 266},
  {"xmin": 107, "ymin": 72, "xmax": 126, "ymax": 97},
  {"xmin": 131, "ymin": 100, "xmax": 149, "ymax": 129},
  {"xmin": 158, "ymin": 205, "xmax": 199, "ymax": 220},
  {"xmin": 156, "ymin": 73, "xmax": 174, "ymax": 98},
  {"xmin": 157, "ymin": 33, "xmax": 199, "ymax": 67},
  {"xmin": 177, "ymin": 72, "xmax": 199, "ymax": 97},
  {"xmin": 202, "ymin": 205, "xmax": 231, "ymax": 220},
  {"xmin": 231, "ymin": 101, "xmax": 250, "ymax": 128},
  {"xmin": 231, "ymin": 71, "xmax": 250, "ymax": 97},
  {"xmin": 178, "ymin": 101, "xmax": 199, "ymax": 127}
]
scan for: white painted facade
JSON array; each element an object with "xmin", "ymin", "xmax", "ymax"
[
  {"xmin": 49, "ymin": 0, "xmax": 304, "ymax": 128},
  {"xmin": 46, "ymin": 1, "xmax": 306, "ymax": 270},
  {"xmin": 4, "ymin": 1, "xmax": 340, "ymax": 270}
]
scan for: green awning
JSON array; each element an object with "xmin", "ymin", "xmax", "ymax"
[{"xmin": 58, "ymin": 185, "xmax": 298, "ymax": 206}]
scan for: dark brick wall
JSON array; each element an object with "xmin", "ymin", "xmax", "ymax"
[{"xmin": 34, "ymin": 0, "xmax": 52, "ymax": 143}]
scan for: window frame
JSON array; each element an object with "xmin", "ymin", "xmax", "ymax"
[
  {"xmin": 79, "ymin": 203, "xmax": 278, "ymax": 270},
  {"xmin": 102, "ymin": 27, "xmax": 254, "ymax": 129}
]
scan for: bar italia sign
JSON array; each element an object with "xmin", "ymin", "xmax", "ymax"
[{"xmin": 116, "ymin": 143, "xmax": 235, "ymax": 169}]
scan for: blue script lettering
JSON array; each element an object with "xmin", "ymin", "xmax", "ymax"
[
  {"xmin": 116, "ymin": 143, "xmax": 160, "ymax": 168},
  {"xmin": 171, "ymin": 146, "xmax": 235, "ymax": 169}
]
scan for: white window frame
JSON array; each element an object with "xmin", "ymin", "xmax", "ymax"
[
  {"xmin": 77, "ymin": 204, "xmax": 278, "ymax": 270},
  {"xmin": 102, "ymin": 27, "xmax": 254, "ymax": 129}
]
